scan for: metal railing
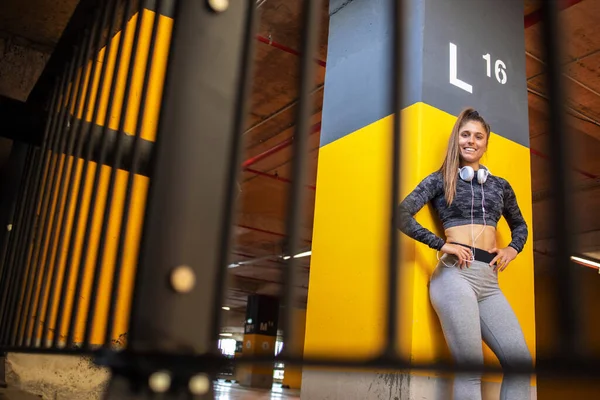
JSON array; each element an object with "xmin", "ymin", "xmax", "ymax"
[{"xmin": 0, "ymin": 0, "xmax": 597, "ymax": 398}]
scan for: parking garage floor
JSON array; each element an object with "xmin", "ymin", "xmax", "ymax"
[{"xmin": 215, "ymin": 382, "xmax": 300, "ymax": 400}]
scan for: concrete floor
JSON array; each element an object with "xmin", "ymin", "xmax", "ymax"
[
  {"xmin": 0, "ymin": 383, "xmax": 298, "ymax": 400},
  {"xmin": 215, "ymin": 382, "xmax": 300, "ymax": 399}
]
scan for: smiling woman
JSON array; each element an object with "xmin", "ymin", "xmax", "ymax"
[{"xmin": 397, "ymin": 108, "xmax": 532, "ymax": 400}]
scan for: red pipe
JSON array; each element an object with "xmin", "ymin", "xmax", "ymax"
[
  {"xmin": 256, "ymin": 34, "xmax": 327, "ymax": 68},
  {"xmin": 242, "ymin": 122, "xmax": 321, "ymax": 168},
  {"xmin": 524, "ymin": 0, "xmax": 583, "ymax": 28}
]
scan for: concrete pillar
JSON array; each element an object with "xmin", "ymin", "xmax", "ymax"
[
  {"xmin": 302, "ymin": 0, "xmax": 535, "ymax": 398},
  {"xmin": 237, "ymin": 294, "xmax": 279, "ymax": 389},
  {"xmin": 282, "ymin": 308, "xmax": 306, "ymax": 390}
]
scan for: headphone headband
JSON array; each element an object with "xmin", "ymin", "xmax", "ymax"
[{"xmin": 458, "ymin": 165, "xmax": 490, "ymax": 184}]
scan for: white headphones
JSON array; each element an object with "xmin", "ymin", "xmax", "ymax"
[{"xmin": 458, "ymin": 166, "xmax": 491, "ymax": 184}]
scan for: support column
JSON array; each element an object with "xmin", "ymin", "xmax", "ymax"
[
  {"xmin": 237, "ymin": 294, "xmax": 279, "ymax": 389},
  {"xmin": 302, "ymin": 0, "xmax": 535, "ymax": 399},
  {"xmin": 282, "ymin": 308, "xmax": 306, "ymax": 390}
]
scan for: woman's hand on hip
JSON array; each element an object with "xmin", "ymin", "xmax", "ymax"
[
  {"xmin": 441, "ymin": 243, "xmax": 472, "ymax": 269},
  {"xmin": 489, "ymin": 246, "xmax": 518, "ymax": 272}
]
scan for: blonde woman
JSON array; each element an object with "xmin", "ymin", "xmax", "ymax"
[{"xmin": 397, "ymin": 108, "xmax": 532, "ymax": 400}]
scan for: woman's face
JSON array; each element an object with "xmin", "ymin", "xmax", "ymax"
[{"xmin": 458, "ymin": 120, "xmax": 488, "ymax": 165}]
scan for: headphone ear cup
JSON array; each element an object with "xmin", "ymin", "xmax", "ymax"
[
  {"xmin": 459, "ymin": 166, "xmax": 474, "ymax": 182},
  {"xmin": 477, "ymin": 168, "xmax": 488, "ymax": 184}
]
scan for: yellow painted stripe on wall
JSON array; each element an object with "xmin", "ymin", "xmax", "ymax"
[
  {"xmin": 304, "ymin": 102, "xmax": 536, "ymax": 385},
  {"xmin": 21, "ymin": 9, "xmax": 173, "ymax": 346}
]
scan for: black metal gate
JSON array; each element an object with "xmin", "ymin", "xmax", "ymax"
[{"xmin": 0, "ymin": 0, "xmax": 597, "ymax": 398}]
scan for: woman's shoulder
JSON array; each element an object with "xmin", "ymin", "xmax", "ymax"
[
  {"xmin": 416, "ymin": 170, "xmax": 444, "ymax": 192},
  {"xmin": 421, "ymin": 170, "xmax": 443, "ymax": 184},
  {"xmin": 488, "ymin": 173, "xmax": 511, "ymax": 188}
]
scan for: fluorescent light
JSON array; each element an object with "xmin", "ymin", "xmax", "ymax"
[
  {"xmin": 222, "ymin": 306, "xmax": 230, "ymax": 311},
  {"xmin": 283, "ymin": 250, "xmax": 312, "ymax": 260},
  {"xmin": 571, "ymin": 256, "xmax": 600, "ymax": 269},
  {"xmin": 219, "ymin": 333, "xmax": 233, "ymax": 337}
]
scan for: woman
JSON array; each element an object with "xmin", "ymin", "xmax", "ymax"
[{"xmin": 397, "ymin": 108, "xmax": 532, "ymax": 400}]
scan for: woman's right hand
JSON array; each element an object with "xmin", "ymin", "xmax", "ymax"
[{"xmin": 440, "ymin": 243, "xmax": 473, "ymax": 269}]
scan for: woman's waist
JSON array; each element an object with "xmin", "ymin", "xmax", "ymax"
[
  {"xmin": 446, "ymin": 241, "xmax": 497, "ymax": 264},
  {"xmin": 444, "ymin": 225, "xmax": 497, "ymax": 250}
]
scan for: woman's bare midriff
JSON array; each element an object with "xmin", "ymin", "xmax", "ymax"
[{"xmin": 444, "ymin": 224, "xmax": 497, "ymax": 252}]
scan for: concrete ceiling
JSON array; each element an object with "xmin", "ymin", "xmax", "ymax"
[{"xmin": 0, "ymin": 0, "xmax": 599, "ymax": 323}]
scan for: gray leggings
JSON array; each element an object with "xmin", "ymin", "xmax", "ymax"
[{"xmin": 429, "ymin": 255, "xmax": 533, "ymax": 400}]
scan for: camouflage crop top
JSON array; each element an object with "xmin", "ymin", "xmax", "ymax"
[{"xmin": 396, "ymin": 170, "xmax": 528, "ymax": 253}]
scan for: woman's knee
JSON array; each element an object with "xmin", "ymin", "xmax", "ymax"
[{"xmin": 500, "ymin": 341, "xmax": 533, "ymax": 369}]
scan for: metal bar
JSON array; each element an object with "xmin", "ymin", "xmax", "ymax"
[
  {"xmin": 0, "ymin": 144, "xmax": 34, "ymax": 282},
  {"xmin": 211, "ymin": 0, "xmax": 258, "ymax": 346},
  {"xmin": 0, "ymin": 150, "xmax": 41, "ymax": 346},
  {"xmin": 12, "ymin": 134, "xmax": 63, "ymax": 346},
  {"xmin": 26, "ymin": 37, "xmax": 121, "ymax": 347},
  {"xmin": 52, "ymin": 3, "xmax": 107, "ymax": 349},
  {"xmin": 539, "ymin": 0, "xmax": 580, "ymax": 358},
  {"xmin": 280, "ymin": 0, "xmax": 322, "ymax": 352},
  {"xmin": 27, "ymin": 0, "xmax": 104, "ymax": 115},
  {"xmin": 0, "ymin": 146, "xmax": 34, "ymax": 298},
  {"xmin": 66, "ymin": 0, "xmax": 120, "ymax": 348},
  {"xmin": 64, "ymin": 0, "xmax": 116, "ymax": 348},
  {"xmin": 82, "ymin": 0, "xmax": 132, "ymax": 348},
  {"xmin": 106, "ymin": 0, "xmax": 164, "ymax": 353},
  {"xmin": 40, "ymin": 42, "xmax": 98, "ymax": 350},
  {"xmin": 103, "ymin": 0, "xmax": 146, "ymax": 347},
  {"xmin": 21, "ymin": 4, "xmax": 110, "ymax": 347},
  {"xmin": 5, "ymin": 54, "xmax": 77, "ymax": 346},
  {"xmin": 125, "ymin": 0, "xmax": 250, "ymax": 359},
  {"xmin": 384, "ymin": 0, "xmax": 404, "ymax": 358},
  {"xmin": 0, "ymin": 147, "xmax": 35, "ymax": 339}
]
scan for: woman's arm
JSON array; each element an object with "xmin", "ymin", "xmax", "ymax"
[
  {"xmin": 396, "ymin": 172, "xmax": 446, "ymax": 251},
  {"xmin": 501, "ymin": 179, "xmax": 528, "ymax": 253}
]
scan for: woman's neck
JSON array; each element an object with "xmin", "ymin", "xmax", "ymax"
[{"xmin": 461, "ymin": 161, "xmax": 480, "ymax": 170}]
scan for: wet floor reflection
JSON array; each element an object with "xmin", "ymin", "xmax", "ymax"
[{"xmin": 214, "ymin": 381, "xmax": 300, "ymax": 399}]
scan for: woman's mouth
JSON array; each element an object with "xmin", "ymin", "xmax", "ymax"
[{"xmin": 463, "ymin": 147, "xmax": 477, "ymax": 154}]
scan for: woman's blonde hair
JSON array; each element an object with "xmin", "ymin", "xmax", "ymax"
[{"xmin": 439, "ymin": 108, "xmax": 491, "ymax": 205}]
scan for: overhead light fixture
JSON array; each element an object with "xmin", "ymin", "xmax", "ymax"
[
  {"xmin": 222, "ymin": 306, "xmax": 230, "ymax": 311},
  {"xmin": 283, "ymin": 250, "xmax": 312, "ymax": 260},
  {"xmin": 571, "ymin": 256, "xmax": 600, "ymax": 271},
  {"xmin": 219, "ymin": 333, "xmax": 233, "ymax": 337}
]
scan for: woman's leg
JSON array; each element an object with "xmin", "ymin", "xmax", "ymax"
[
  {"xmin": 430, "ymin": 266, "xmax": 484, "ymax": 400},
  {"xmin": 479, "ymin": 290, "xmax": 533, "ymax": 400}
]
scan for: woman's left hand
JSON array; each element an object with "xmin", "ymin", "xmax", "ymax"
[{"xmin": 488, "ymin": 246, "xmax": 518, "ymax": 272}]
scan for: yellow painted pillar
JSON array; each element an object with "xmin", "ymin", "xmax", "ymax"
[
  {"xmin": 302, "ymin": 0, "xmax": 535, "ymax": 398},
  {"xmin": 237, "ymin": 295, "xmax": 279, "ymax": 389},
  {"xmin": 282, "ymin": 308, "xmax": 306, "ymax": 390}
]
